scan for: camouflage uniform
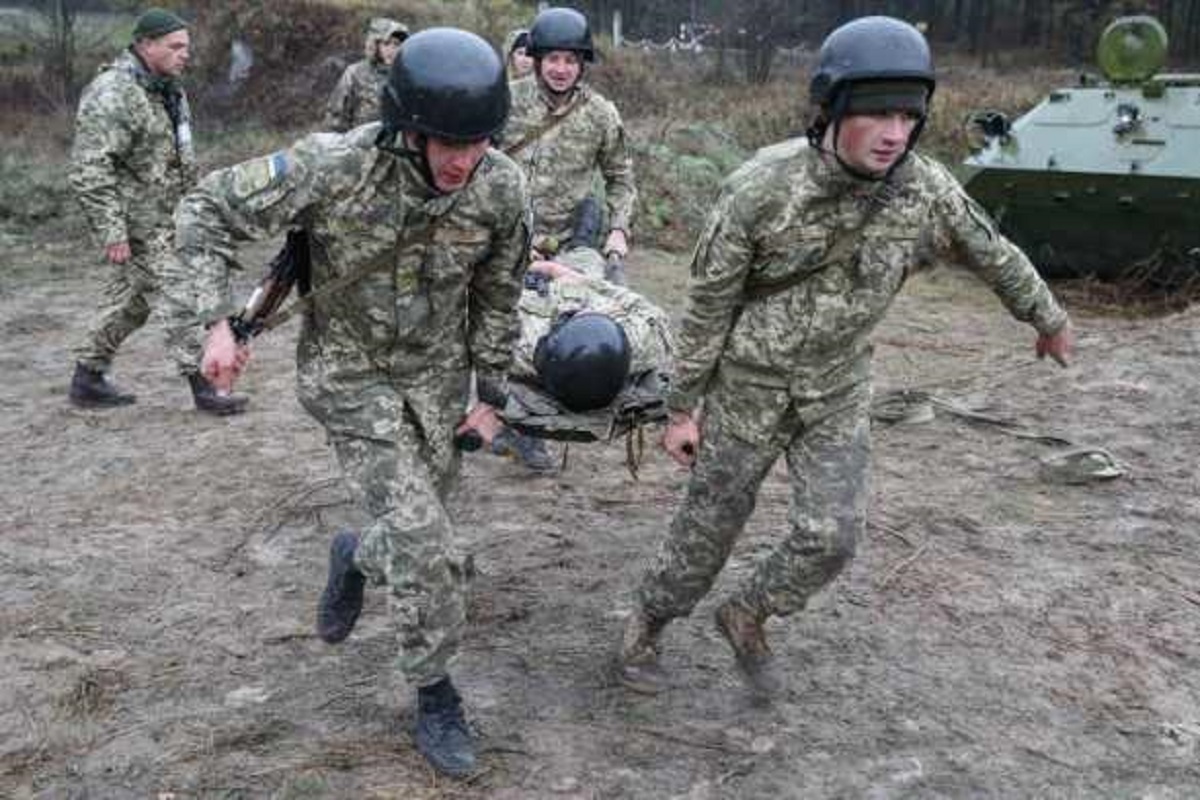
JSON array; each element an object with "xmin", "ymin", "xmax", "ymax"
[
  {"xmin": 637, "ymin": 139, "xmax": 1069, "ymax": 622},
  {"xmin": 324, "ymin": 18, "xmax": 408, "ymax": 132},
  {"xmin": 501, "ymin": 76, "xmax": 636, "ymax": 248},
  {"xmin": 514, "ymin": 249, "xmax": 674, "ymax": 381},
  {"xmin": 70, "ymin": 49, "xmax": 200, "ymax": 374},
  {"xmin": 175, "ymin": 124, "xmax": 528, "ymax": 684}
]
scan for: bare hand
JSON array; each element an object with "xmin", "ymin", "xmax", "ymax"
[
  {"xmin": 661, "ymin": 409, "xmax": 700, "ymax": 468},
  {"xmin": 105, "ymin": 241, "xmax": 131, "ymax": 264},
  {"xmin": 201, "ymin": 319, "xmax": 251, "ymax": 392},
  {"xmin": 456, "ymin": 402, "xmax": 504, "ymax": 448},
  {"xmin": 604, "ymin": 229, "xmax": 629, "ymax": 258},
  {"xmin": 529, "ymin": 259, "xmax": 582, "ymax": 283},
  {"xmin": 1036, "ymin": 322, "xmax": 1074, "ymax": 368}
]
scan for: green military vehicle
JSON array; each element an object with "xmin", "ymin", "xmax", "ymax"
[{"xmin": 963, "ymin": 15, "xmax": 1200, "ymax": 280}]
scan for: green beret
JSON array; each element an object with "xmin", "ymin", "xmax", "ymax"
[{"xmin": 133, "ymin": 8, "xmax": 188, "ymax": 41}]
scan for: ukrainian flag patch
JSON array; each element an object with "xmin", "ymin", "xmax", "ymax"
[{"xmin": 230, "ymin": 151, "xmax": 290, "ymax": 199}]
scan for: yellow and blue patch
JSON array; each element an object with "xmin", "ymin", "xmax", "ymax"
[{"xmin": 230, "ymin": 151, "xmax": 290, "ymax": 199}]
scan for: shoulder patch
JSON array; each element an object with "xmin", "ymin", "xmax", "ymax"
[{"xmin": 230, "ymin": 152, "xmax": 290, "ymax": 199}]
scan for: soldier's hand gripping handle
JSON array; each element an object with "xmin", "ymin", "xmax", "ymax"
[
  {"xmin": 455, "ymin": 397, "xmax": 506, "ymax": 451},
  {"xmin": 661, "ymin": 409, "xmax": 700, "ymax": 468},
  {"xmin": 201, "ymin": 318, "xmax": 251, "ymax": 393}
]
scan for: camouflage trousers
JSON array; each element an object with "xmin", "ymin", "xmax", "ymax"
[
  {"xmin": 73, "ymin": 229, "xmax": 206, "ymax": 375},
  {"xmin": 637, "ymin": 383, "xmax": 871, "ymax": 622},
  {"xmin": 331, "ymin": 418, "xmax": 470, "ymax": 688}
]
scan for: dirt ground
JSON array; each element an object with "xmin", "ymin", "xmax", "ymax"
[{"xmin": 2, "ymin": 228, "xmax": 1199, "ymax": 800}]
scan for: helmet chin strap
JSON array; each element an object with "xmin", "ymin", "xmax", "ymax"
[
  {"xmin": 375, "ymin": 128, "xmax": 440, "ymax": 192},
  {"xmin": 808, "ymin": 91, "xmax": 926, "ymax": 183}
]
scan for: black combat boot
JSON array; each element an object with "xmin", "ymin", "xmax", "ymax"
[
  {"xmin": 615, "ymin": 609, "xmax": 670, "ymax": 694},
  {"xmin": 68, "ymin": 362, "xmax": 136, "ymax": 408},
  {"xmin": 714, "ymin": 599, "xmax": 785, "ymax": 701},
  {"xmin": 316, "ymin": 531, "xmax": 365, "ymax": 644},
  {"xmin": 490, "ymin": 426, "xmax": 557, "ymax": 473},
  {"xmin": 188, "ymin": 372, "xmax": 249, "ymax": 416},
  {"xmin": 414, "ymin": 677, "xmax": 476, "ymax": 778}
]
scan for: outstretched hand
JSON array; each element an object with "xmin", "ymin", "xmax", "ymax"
[
  {"xmin": 201, "ymin": 319, "xmax": 251, "ymax": 393},
  {"xmin": 1036, "ymin": 322, "xmax": 1074, "ymax": 367}
]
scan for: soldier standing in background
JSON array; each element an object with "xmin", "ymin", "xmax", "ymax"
[
  {"xmin": 324, "ymin": 17, "xmax": 409, "ymax": 132},
  {"xmin": 502, "ymin": 7, "xmax": 636, "ymax": 279},
  {"xmin": 615, "ymin": 17, "xmax": 1075, "ymax": 699},
  {"xmin": 68, "ymin": 7, "xmax": 245, "ymax": 414},
  {"xmin": 176, "ymin": 30, "xmax": 527, "ymax": 778},
  {"xmin": 504, "ymin": 28, "xmax": 534, "ymax": 80}
]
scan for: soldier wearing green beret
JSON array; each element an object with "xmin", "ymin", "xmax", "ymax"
[{"xmin": 68, "ymin": 7, "xmax": 246, "ymax": 414}]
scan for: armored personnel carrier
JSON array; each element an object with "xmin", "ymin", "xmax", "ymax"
[{"xmin": 963, "ymin": 15, "xmax": 1200, "ymax": 280}]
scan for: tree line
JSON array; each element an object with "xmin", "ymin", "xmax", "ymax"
[{"xmin": 582, "ymin": 1, "xmax": 1200, "ymax": 75}]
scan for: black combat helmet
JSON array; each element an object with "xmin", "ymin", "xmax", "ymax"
[
  {"xmin": 534, "ymin": 312, "xmax": 630, "ymax": 412},
  {"xmin": 381, "ymin": 27, "xmax": 509, "ymax": 141},
  {"xmin": 809, "ymin": 16, "xmax": 935, "ymax": 110},
  {"xmin": 528, "ymin": 7, "xmax": 595, "ymax": 62}
]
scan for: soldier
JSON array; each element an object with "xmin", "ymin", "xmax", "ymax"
[
  {"xmin": 501, "ymin": 7, "xmax": 636, "ymax": 276},
  {"xmin": 324, "ymin": 17, "xmax": 409, "ymax": 132},
  {"xmin": 504, "ymin": 28, "xmax": 533, "ymax": 80},
  {"xmin": 175, "ymin": 29, "xmax": 527, "ymax": 778},
  {"xmin": 515, "ymin": 254, "xmax": 673, "ymax": 384},
  {"xmin": 488, "ymin": 250, "xmax": 675, "ymax": 471},
  {"xmin": 615, "ymin": 17, "xmax": 1076, "ymax": 698},
  {"xmin": 67, "ymin": 7, "xmax": 244, "ymax": 414}
]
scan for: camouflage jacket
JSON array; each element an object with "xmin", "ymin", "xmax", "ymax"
[
  {"xmin": 501, "ymin": 77, "xmax": 636, "ymax": 244},
  {"xmin": 515, "ymin": 264, "xmax": 674, "ymax": 380},
  {"xmin": 175, "ymin": 125, "xmax": 529, "ymax": 440},
  {"xmin": 324, "ymin": 59, "xmax": 388, "ymax": 132},
  {"xmin": 669, "ymin": 139, "xmax": 1069, "ymax": 429},
  {"xmin": 70, "ymin": 49, "xmax": 196, "ymax": 246}
]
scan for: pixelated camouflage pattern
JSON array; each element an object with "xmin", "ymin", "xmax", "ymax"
[
  {"xmin": 71, "ymin": 49, "xmax": 195, "ymax": 247},
  {"xmin": 515, "ymin": 251, "xmax": 673, "ymax": 381},
  {"xmin": 639, "ymin": 139, "xmax": 1070, "ymax": 622},
  {"xmin": 637, "ymin": 381, "xmax": 871, "ymax": 621},
  {"xmin": 324, "ymin": 19, "xmax": 407, "ymax": 132},
  {"xmin": 668, "ymin": 139, "xmax": 1069, "ymax": 428},
  {"xmin": 69, "ymin": 48, "xmax": 199, "ymax": 373},
  {"xmin": 175, "ymin": 124, "xmax": 528, "ymax": 681},
  {"xmin": 73, "ymin": 228, "xmax": 206, "ymax": 374},
  {"xmin": 502, "ymin": 76, "xmax": 636, "ymax": 242},
  {"xmin": 324, "ymin": 60, "xmax": 388, "ymax": 132}
]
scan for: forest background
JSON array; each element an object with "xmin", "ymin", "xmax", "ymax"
[{"xmin": 1, "ymin": 0, "xmax": 1195, "ymax": 253}]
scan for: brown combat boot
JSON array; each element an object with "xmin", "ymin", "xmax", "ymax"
[
  {"xmin": 714, "ymin": 599, "xmax": 784, "ymax": 700},
  {"xmin": 615, "ymin": 610, "xmax": 669, "ymax": 694}
]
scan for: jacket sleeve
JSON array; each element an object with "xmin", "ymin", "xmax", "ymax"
[
  {"xmin": 173, "ymin": 135, "xmax": 332, "ymax": 324},
  {"xmin": 467, "ymin": 167, "xmax": 531, "ymax": 389},
  {"xmin": 323, "ymin": 68, "xmax": 355, "ymax": 132},
  {"xmin": 666, "ymin": 186, "xmax": 754, "ymax": 412},
  {"xmin": 927, "ymin": 163, "xmax": 1068, "ymax": 335},
  {"xmin": 70, "ymin": 82, "xmax": 136, "ymax": 246},
  {"xmin": 598, "ymin": 104, "xmax": 637, "ymax": 235}
]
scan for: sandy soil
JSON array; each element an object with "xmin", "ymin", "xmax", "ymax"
[{"xmin": 2, "ymin": 232, "xmax": 1198, "ymax": 799}]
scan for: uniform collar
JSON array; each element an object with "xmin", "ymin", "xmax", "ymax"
[
  {"xmin": 805, "ymin": 142, "xmax": 915, "ymax": 205},
  {"xmin": 538, "ymin": 82, "xmax": 588, "ymax": 116},
  {"xmin": 119, "ymin": 47, "xmax": 181, "ymax": 96}
]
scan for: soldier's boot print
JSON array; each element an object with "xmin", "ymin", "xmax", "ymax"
[
  {"xmin": 188, "ymin": 372, "xmax": 249, "ymax": 416},
  {"xmin": 490, "ymin": 426, "xmax": 557, "ymax": 473},
  {"xmin": 316, "ymin": 531, "xmax": 366, "ymax": 644},
  {"xmin": 414, "ymin": 677, "xmax": 476, "ymax": 778},
  {"xmin": 615, "ymin": 610, "xmax": 670, "ymax": 694},
  {"xmin": 715, "ymin": 599, "xmax": 784, "ymax": 700},
  {"xmin": 69, "ymin": 362, "xmax": 136, "ymax": 408}
]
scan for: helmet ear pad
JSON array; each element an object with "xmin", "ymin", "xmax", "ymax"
[{"xmin": 534, "ymin": 311, "xmax": 631, "ymax": 412}]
